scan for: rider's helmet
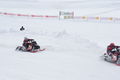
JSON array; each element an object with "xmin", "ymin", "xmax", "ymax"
[
  {"xmin": 110, "ymin": 43, "xmax": 115, "ymax": 46},
  {"xmin": 24, "ymin": 37, "xmax": 29, "ymax": 43},
  {"xmin": 24, "ymin": 37, "xmax": 28, "ymax": 40}
]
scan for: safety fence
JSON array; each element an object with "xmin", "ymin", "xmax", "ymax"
[
  {"xmin": 0, "ymin": 12, "xmax": 120, "ymax": 22},
  {"xmin": 0, "ymin": 12, "xmax": 58, "ymax": 18},
  {"xmin": 74, "ymin": 16, "xmax": 120, "ymax": 22}
]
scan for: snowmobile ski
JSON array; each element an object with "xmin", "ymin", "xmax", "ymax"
[{"xmin": 31, "ymin": 48, "xmax": 46, "ymax": 53}]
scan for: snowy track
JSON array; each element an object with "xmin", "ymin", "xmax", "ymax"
[{"xmin": 0, "ymin": 0, "xmax": 120, "ymax": 80}]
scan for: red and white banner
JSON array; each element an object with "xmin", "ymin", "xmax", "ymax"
[{"xmin": 0, "ymin": 12, "xmax": 58, "ymax": 18}]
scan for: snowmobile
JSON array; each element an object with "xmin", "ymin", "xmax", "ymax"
[
  {"xmin": 103, "ymin": 48, "xmax": 120, "ymax": 65},
  {"xmin": 16, "ymin": 38, "xmax": 46, "ymax": 53},
  {"xmin": 16, "ymin": 45, "xmax": 45, "ymax": 53}
]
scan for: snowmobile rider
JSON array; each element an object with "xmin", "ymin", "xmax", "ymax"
[
  {"xmin": 107, "ymin": 43, "xmax": 120, "ymax": 56},
  {"xmin": 23, "ymin": 37, "xmax": 40, "ymax": 51}
]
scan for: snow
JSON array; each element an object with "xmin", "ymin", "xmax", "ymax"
[{"xmin": 0, "ymin": 0, "xmax": 120, "ymax": 80}]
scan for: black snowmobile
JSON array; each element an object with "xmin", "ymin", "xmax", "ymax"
[
  {"xmin": 16, "ymin": 44, "xmax": 41, "ymax": 53},
  {"xmin": 15, "ymin": 38, "xmax": 44, "ymax": 53}
]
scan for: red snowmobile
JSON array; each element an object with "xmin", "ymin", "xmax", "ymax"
[{"xmin": 103, "ymin": 43, "xmax": 120, "ymax": 65}]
